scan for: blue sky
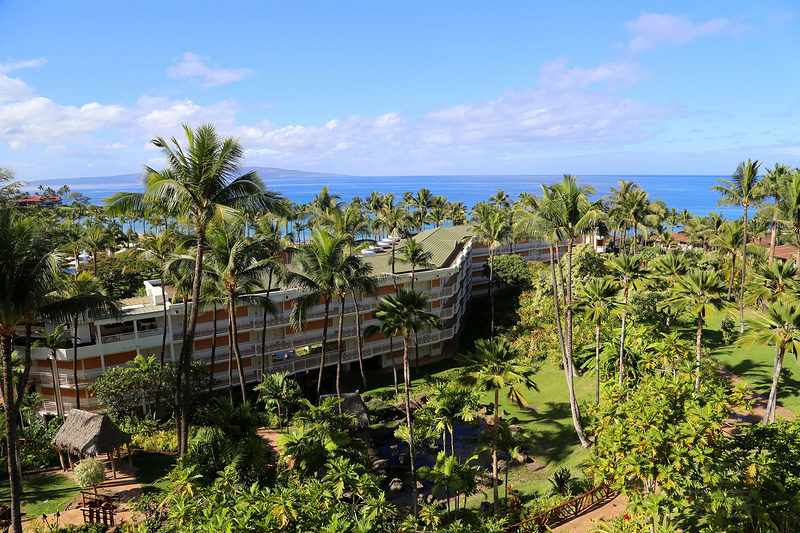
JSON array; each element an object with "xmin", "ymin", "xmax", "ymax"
[{"xmin": 0, "ymin": 1, "xmax": 798, "ymax": 182}]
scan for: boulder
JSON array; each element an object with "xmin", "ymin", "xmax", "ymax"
[
  {"xmin": 372, "ymin": 459, "xmax": 390, "ymax": 473},
  {"xmin": 398, "ymin": 453, "xmax": 409, "ymax": 465},
  {"xmin": 527, "ymin": 461, "xmax": 546, "ymax": 472},
  {"xmin": 479, "ymin": 501, "xmax": 493, "ymax": 512},
  {"xmin": 497, "ymin": 459, "xmax": 507, "ymax": 471},
  {"xmin": 389, "ymin": 478, "xmax": 403, "ymax": 492}
]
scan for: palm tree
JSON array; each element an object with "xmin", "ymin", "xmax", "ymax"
[
  {"xmin": 32, "ymin": 324, "xmax": 70, "ymax": 419},
  {"xmin": 106, "ymin": 123, "xmax": 279, "ymax": 455},
  {"xmin": 709, "ymin": 219, "xmax": 744, "ymax": 302},
  {"xmin": 712, "ymin": 159, "xmax": 764, "ymax": 332},
  {"xmin": 759, "ymin": 163, "xmax": 793, "ymax": 264},
  {"xmin": 574, "ymin": 279, "xmax": 620, "ymax": 403},
  {"xmin": 394, "ymin": 239, "xmax": 434, "ymax": 291},
  {"xmin": 254, "ymin": 371, "xmax": 302, "ymax": 430},
  {"xmin": 665, "ymin": 269, "xmax": 731, "ymax": 390},
  {"xmin": 287, "ymin": 229, "xmax": 361, "ymax": 401},
  {"xmin": 607, "ymin": 255, "xmax": 647, "ymax": 388},
  {"xmin": 456, "ymin": 337, "xmax": 536, "ymax": 513},
  {"xmin": 50, "ymin": 272, "xmax": 117, "ymax": 409},
  {"xmin": 80, "ymin": 224, "xmax": 113, "ymax": 276},
  {"xmin": 739, "ymin": 302, "xmax": 800, "ymax": 424},
  {"xmin": 471, "ymin": 202, "xmax": 512, "ymax": 338},
  {"xmin": 778, "ymin": 170, "xmax": 800, "ymax": 268},
  {"xmin": 374, "ymin": 289, "xmax": 441, "ymax": 517}
]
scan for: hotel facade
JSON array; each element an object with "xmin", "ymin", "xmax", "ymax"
[{"xmin": 30, "ymin": 226, "xmax": 557, "ymax": 416}]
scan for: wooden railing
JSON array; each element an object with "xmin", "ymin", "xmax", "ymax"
[
  {"xmin": 81, "ymin": 491, "xmax": 115, "ymax": 526},
  {"xmin": 506, "ymin": 483, "xmax": 616, "ymax": 532}
]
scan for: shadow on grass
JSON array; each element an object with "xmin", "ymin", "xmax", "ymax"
[
  {"xmin": 133, "ymin": 453, "xmax": 176, "ymax": 495},
  {"xmin": 516, "ymin": 401, "xmax": 582, "ymax": 465},
  {"xmin": 0, "ymin": 474, "xmax": 80, "ymax": 516}
]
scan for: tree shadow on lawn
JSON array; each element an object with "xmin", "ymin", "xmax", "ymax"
[{"xmin": 515, "ymin": 401, "xmax": 583, "ymax": 465}]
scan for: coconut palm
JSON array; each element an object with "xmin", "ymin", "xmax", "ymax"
[
  {"xmin": 106, "ymin": 123, "xmax": 279, "ymax": 454},
  {"xmin": 456, "ymin": 337, "xmax": 536, "ymax": 514},
  {"xmin": 471, "ymin": 202, "xmax": 512, "ymax": 338},
  {"xmin": 777, "ymin": 170, "xmax": 800, "ymax": 268},
  {"xmin": 665, "ymin": 269, "xmax": 731, "ymax": 390},
  {"xmin": 607, "ymin": 255, "xmax": 648, "ymax": 388},
  {"xmin": 739, "ymin": 302, "xmax": 800, "ymax": 424},
  {"xmin": 80, "ymin": 223, "xmax": 113, "ymax": 276},
  {"xmin": 374, "ymin": 289, "xmax": 441, "ymax": 517},
  {"xmin": 393, "ymin": 239, "xmax": 434, "ymax": 291},
  {"xmin": 288, "ymin": 229, "xmax": 362, "ymax": 401},
  {"xmin": 712, "ymin": 159, "xmax": 764, "ymax": 332},
  {"xmin": 574, "ymin": 279, "xmax": 620, "ymax": 403},
  {"xmin": 758, "ymin": 163, "xmax": 793, "ymax": 264}
]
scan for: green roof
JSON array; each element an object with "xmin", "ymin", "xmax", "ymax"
[{"xmin": 360, "ymin": 225, "xmax": 473, "ymax": 276}]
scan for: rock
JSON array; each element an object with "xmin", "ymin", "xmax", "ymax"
[
  {"xmin": 497, "ymin": 459, "xmax": 507, "ymax": 471},
  {"xmin": 508, "ymin": 424, "xmax": 521, "ymax": 435},
  {"xmin": 527, "ymin": 461, "xmax": 546, "ymax": 472},
  {"xmin": 507, "ymin": 416, "xmax": 519, "ymax": 425},
  {"xmin": 398, "ymin": 453, "xmax": 409, "ymax": 465},
  {"xmin": 416, "ymin": 481, "xmax": 423, "ymax": 490},
  {"xmin": 372, "ymin": 459, "xmax": 390, "ymax": 473},
  {"xmin": 427, "ymin": 443, "xmax": 440, "ymax": 453},
  {"xmin": 426, "ymin": 494, "xmax": 436, "ymax": 505},
  {"xmin": 389, "ymin": 443, "xmax": 399, "ymax": 452},
  {"xmin": 479, "ymin": 501, "xmax": 493, "ymax": 512},
  {"xmin": 515, "ymin": 452, "xmax": 528, "ymax": 463},
  {"xmin": 389, "ymin": 478, "xmax": 403, "ymax": 492},
  {"xmin": 524, "ymin": 404, "xmax": 539, "ymax": 411}
]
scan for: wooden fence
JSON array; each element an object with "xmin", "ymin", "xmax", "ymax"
[{"xmin": 506, "ymin": 483, "xmax": 617, "ymax": 532}]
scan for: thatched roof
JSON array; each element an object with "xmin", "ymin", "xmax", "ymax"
[
  {"xmin": 319, "ymin": 393, "xmax": 370, "ymax": 429},
  {"xmin": 51, "ymin": 409, "xmax": 131, "ymax": 456}
]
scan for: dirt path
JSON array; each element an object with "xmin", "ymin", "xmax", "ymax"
[
  {"xmin": 545, "ymin": 366, "xmax": 796, "ymax": 532},
  {"xmin": 24, "ymin": 455, "xmax": 143, "ymax": 529}
]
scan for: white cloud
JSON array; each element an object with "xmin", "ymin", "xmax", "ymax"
[
  {"xmin": 625, "ymin": 13, "xmax": 745, "ymax": 53},
  {"xmin": 0, "ymin": 58, "xmax": 46, "ymax": 103},
  {"xmin": 538, "ymin": 57, "xmax": 653, "ymax": 90},
  {"xmin": 167, "ymin": 52, "xmax": 253, "ymax": 88}
]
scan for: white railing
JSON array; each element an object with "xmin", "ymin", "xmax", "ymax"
[{"xmin": 100, "ymin": 331, "xmax": 136, "ymax": 343}]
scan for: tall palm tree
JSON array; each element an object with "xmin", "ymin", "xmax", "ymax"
[
  {"xmin": 393, "ymin": 239, "xmax": 434, "ymax": 291},
  {"xmin": 665, "ymin": 269, "xmax": 731, "ymax": 389},
  {"xmin": 607, "ymin": 255, "xmax": 647, "ymax": 388},
  {"xmin": 709, "ymin": 219, "xmax": 744, "ymax": 302},
  {"xmin": 471, "ymin": 202, "xmax": 512, "ymax": 339},
  {"xmin": 287, "ymin": 229, "xmax": 361, "ymax": 401},
  {"xmin": 712, "ymin": 159, "xmax": 764, "ymax": 332},
  {"xmin": 758, "ymin": 163, "xmax": 793, "ymax": 264},
  {"xmin": 80, "ymin": 223, "xmax": 113, "ymax": 276},
  {"xmin": 333, "ymin": 259, "xmax": 375, "ymax": 399},
  {"xmin": 374, "ymin": 289, "xmax": 441, "ymax": 517},
  {"xmin": 51, "ymin": 272, "xmax": 117, "ymax": 409},
  {"xmin": 106, "ymin": 123, "xmax": 279, "ymax": 455},
  {"xmin": 456, "ymin": 337, "xmax": 536, "ymax": 513},
  {"xmin": 778, "ymin": 170, "xmax": 800, "ymax": 268},
  {"xmin": 739, "ymin": 302, "xmax": 800, "ymax": 424},
  {"xmin": 574, "ymin": 279, "xmax": 619, "ymax": 403}
]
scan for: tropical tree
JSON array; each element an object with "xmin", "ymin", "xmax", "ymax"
[
  {"xmin": 471, "ymin": 202, "xmax": 512, "ymax": 338},
  {"xmin": 712, "ymin": 159, "xmax": 764, "ymax": 332},
  {"xmin": 456, "ymin": 337, "xmax": 536, "ymax": 513},
  {"xmin": 759, "ymin": 163, "xmax": 793, "ymax": 264},
  {"xmin": 106, "ymin": 123, "xmax": 279, "ymax": 455},
  {"xmin": 708, "ymin": 219, "xmax": 744, "ymax": 302},
  {"xmin": 393, "ymin": 239, "xmax": 434, "ymax": 291},
  {"xmin": 374, "ymin": 289, "xmax": 441, "ymax": 517},
  {"xmin": 287, "ymin": 229, "xmax": 362, "ymax": 401},
  {"xmin": 254, "ymin": 371, "xmax": 302, "ymax": 430},
  {"xmin": 778, "ymin": 170, "xmax": 800, "ymax": 268},
  {"xmin": 32, "ymin": 324, "xmax": 70, "ymax": 418},
  {"xmin": 607, "ymin": 255, "xmax": 647, "ymax": 388},
  {"xmin": 665, "ymin": 269, "xmax": 731, "ymax": 389},
  {"xmin": 739, "ymin": 302, "xmax": 800, "ymax": 424},
  {"xmin": 574, "ymin": 278, "xmax": 620, "ymax": 402}
]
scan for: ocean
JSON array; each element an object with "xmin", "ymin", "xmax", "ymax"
[{"xmin": 33, "ymin": 172, "xmax": 744, "ymax": 220}]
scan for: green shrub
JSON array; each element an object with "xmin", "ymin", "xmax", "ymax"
[{"xmin": 73, "ymin": 458, "xmax": 106, "ymax": 492}]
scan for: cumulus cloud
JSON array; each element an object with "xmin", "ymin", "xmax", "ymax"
[
  {"xmin": 625, "ymin": 13, "xmax": 745, "ymax": 53},
  {"xmin": 167, "ymin": 52, "xmax": 253, "ymax": 88},
  {"xmin": 0, "ymin": 58, "xmax": 46, "ymax": 103}
]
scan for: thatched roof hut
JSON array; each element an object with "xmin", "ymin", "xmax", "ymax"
[
  {"xmin": 51, "ymin": 409, "xmax": 131, "ymax": 457},
  {"xmin": 320, "ymin": 392, "xmax": 370, "ymax": 429}
]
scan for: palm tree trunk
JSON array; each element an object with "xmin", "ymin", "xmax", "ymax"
[
  {"xmin": 352, "ymin": 293, "xmax": 367, "ymax": 389},
  {"xmin": 229, "ymin": 294, "xmax": 248, "ymax": 404},
  {"xmin": 764, "ymin": 346, "xmax": 785, "ymax": 425},
  {"xmin": 695, "ymin": 318, "xmax": 703, "ymax": 390},
  {"xmin": 390, "ymin": 337, "xmax": 399, "ymax": 395},
  {"xmin": 160, "ymin": 280, "xmax": 168, "ymax": 367},
  {"xmin": 595, "ymin": 319, "xmax": 601, "ymax": 404},
  {"xmin": 619, "ymin": 288, "xmax": 629, "ymax": 388},
  {"xmin": 549, "ymin": 245, "xmax": 568, "ymax": 371},
  {"xmin": 565, "ymin": 240, "xmax": 590, "ymax": 447},
  {"xmin": 336, "ymin": 295, "xmax": 345, "ymax": 408},
  {"xmin": 178, "ymin": 225, "xmax": 206, "ymax": 455},
  {"xmin": 209, "ymin": 304, "xmax": 217, "ymax": 396},
  {"xmin": 316, "ymin": 299, "xmax": 331, "ymax": 402},
  {"xmin": 227, "ymin": 315, "xmax": 234, "ymax": 403},
  {"xmin": 492, "ymin": 389, "xmax": 500, "ymax": 513},
  {"xmin": 489, "ymin": 249, "xmax": 496, "ymax": 339},
  {"xmin": 1, "ymin": 334, "xmax": 23, "ymax": 533},
  {"xmin": 740, "ymin": 205, "xmax": 748, "ymax": 334},
  {"xmin": 72, "ymin": 314, "xmax": 80, "ymax": 409},
  {"xmin": 769, "ymin": 201, "xmax": 778, "ymax": 264},
  {"xmin": 403, "ymin": 334, "xmax": 418, "ymax": 517},
  {"xmin": 261, "ymin": 273, "xmax": 273, "ymax": 380}
]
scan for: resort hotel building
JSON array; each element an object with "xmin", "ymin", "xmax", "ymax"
[{"xmin": 30, "ymin": 227, "xmax": 558, "ymax": 416}]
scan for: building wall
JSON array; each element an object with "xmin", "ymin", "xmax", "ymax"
[{"xmin": 33, "ymin": 234, "xmax": 554, "ymax": 415}]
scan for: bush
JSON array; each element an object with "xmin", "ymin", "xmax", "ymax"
[
  {"xmin": 21, "ymin": 417, "xmax": 62, "ymax": 469},
  {"xmin": 365, "ymin": 398, "xmax": 403, "ymax": 424},
  {"xmin": 73, "ymin": 458, "xmax": 106, "ymax": 492}
]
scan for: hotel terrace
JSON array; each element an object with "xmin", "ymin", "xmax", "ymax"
[{"xmin": 31, "ymin": 227, "xmax": 560, "ymax": 416}]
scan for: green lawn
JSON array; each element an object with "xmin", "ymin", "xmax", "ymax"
[
  {"xmin": 0, "ymin": 472, "xmax": 80, "ymax": 517},
  {"xmin": 707, "ymin": 311, "xmax": 800, "ymax": 415},
  {"xmin": 133, "ymin": 453, "xmax": 177, "ymax": 495}
]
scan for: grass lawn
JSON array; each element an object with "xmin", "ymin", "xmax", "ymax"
[
  {"xmin": 706, "ymin": 311, "xmax": 800, "ymax": 415},
  {"xmin": 0, "ymin": 472, "xmax": 80, "ymax": 516},
  {"xmin": 133, "ymin": 453, "xmax": 177, "ymax": 496}
]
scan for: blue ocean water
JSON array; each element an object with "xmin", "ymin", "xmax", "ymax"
[{"xmin": 41, "ymin": 173, "xmax": 743, "ymax": 219}]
